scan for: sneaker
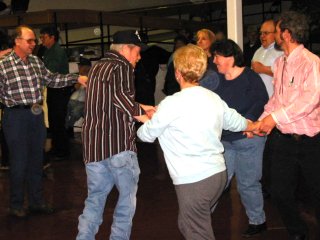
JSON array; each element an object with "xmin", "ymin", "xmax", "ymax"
[
  {"xmin": 9, "ymin": 208, "xmax": 28, "ymax": 218},
  {"xmin": 28, "ymin": 204, "xmax": 55, "ymax": 215},
  {"xmin": 242, "ymin": 222, "xmax": 267, "ymax": 238}
]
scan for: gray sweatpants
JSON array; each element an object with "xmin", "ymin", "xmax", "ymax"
[{"xmin": 174, "ymin": 171, "xmax": 227, "ymax": 240}]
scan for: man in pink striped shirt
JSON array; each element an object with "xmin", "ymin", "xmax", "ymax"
[{"xmin": 258, "ymin": 11, "xmax": 320, "ymax": 240}]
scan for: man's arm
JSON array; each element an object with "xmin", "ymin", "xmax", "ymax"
[
  {"xmin": 0, "ymin": 49, "xmax": 12, "ymax": 58},
  {"xmin": 251, "ymin": 61, "xmax": 273, "ymax": 77}
]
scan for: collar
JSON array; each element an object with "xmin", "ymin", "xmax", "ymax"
[
  {"xmin": 263, "ymin": 42, "xmax": 276, "ymax": 50},
  {"xmin": 286, "ymin": 44, "xmax": 304, "ymax": 63},
  {"xmin": 11, "ymin": 50, "xmax": 28, "ymax": 65}
]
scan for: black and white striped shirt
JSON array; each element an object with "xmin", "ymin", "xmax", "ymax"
[{"xmin": 82, "ymin": 51, "xmax": 143, "ymax": 163}]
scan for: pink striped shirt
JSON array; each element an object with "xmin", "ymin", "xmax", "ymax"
[{"xmin": 260, "ymin": 45, "xmax": 320, "ymax": 137}]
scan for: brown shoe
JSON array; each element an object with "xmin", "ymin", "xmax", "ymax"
[{"xmin": 9, "ymin": 208, "xmax": 28, "ymax": 218}]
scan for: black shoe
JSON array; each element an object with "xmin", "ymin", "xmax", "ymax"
[
  {"xmin": 9, "ymin": 208, "xmax": 28, "ymax": 218},
  {"xmin": 289, "ymin": 234, "xmax": 308, "ymax": 240},
  {"xmin": 242, "ymin": 222, "xmax": 267, "ymax": 238},
  {"xmin": 28, "ymin": 204, "xmax": 55, "ymax": 215},
  {"xmin": 50, "ymin": 152, "xmax": 69, "ymax": 161}
]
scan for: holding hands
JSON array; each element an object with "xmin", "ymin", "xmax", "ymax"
[
  {"xmin": 134, "ymin": 104, "xmax": 157, "ymax": 123},
  {"xmin": 244, "ymin": 114, "xmax": 277, "ymax": 137}
]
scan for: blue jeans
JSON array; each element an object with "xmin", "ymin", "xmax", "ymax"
[
  {"xmin": 222, "ymin": 136, "xmax": 266, "ymax": 225},
  {"xmin": 76, "ymin": 151, "xmax": 140, "ymax": 240},
  {"xmin": 65, "ymin": 99, "xmax": 84, "ymax": 128}
]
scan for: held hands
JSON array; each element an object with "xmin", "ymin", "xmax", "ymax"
[
  {"xmin": 256, "ymin": 114, "xmax": 276, "ymax": 135},
  {"xmin": 78, "ymin": 75, "xmax": 88, "ymax": 87},
  {"xmin": 243, "ymin": 115, "xmax": 276, "ymax": 138},
  {"xmin": 134, "ymin": 114, "xmax": 150, "ymax": 123},
  {"xmin": 243, "ymin": 120, "xmax": 259, "ymax": 138},
  {"xmin": 134, "ymin": 104, "xmax": 157, "ymax": 123},
  {"xmin": 140, "ymin": 104, "xmax": 156, "ymax": 119}
]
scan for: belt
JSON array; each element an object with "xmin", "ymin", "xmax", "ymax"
[
  {"xmin": 274, "ymin": 129, "xmax": 311, "ymax": 141},
  {"xmin": 4, "ymin": 103, "xmax": 43, "ymax": 115},
  {"xmin": 8, "ymin": 105, "xmax": 32, "ymax": 109}
]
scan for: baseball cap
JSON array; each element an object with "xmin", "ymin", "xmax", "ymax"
[
  {"xmin": 112, "ymin": 30, "xmax": 147, "ymax": 49},
  {"xmin": 78, "ymin": 57, "xmax": 91, "ymax": 66}
]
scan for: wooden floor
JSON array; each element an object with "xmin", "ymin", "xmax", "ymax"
[{"xmin": 0, "ymin": 137, "xmax": 318, "ymax": 240}]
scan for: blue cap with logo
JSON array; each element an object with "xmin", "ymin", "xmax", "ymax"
[{"xmin": 112, "ymin": 30, "xmax": 146, "ymax": 48}]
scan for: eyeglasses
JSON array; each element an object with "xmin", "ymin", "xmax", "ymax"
[
  {"xmin": 17, "ymin": 37, "xmax": 37, "ymax": 44},
  {"xmin": 259, "ymin": 31, "xmax": 275, "ymax": 36}
]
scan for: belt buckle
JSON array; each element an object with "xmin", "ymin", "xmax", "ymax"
[
  {"xmin": 31, "ymin": 103, "xmax": 43, "ymax": 115},
  {"xmin": 292, "ymin": 134, "xmax": 301, "ymax": 141}
]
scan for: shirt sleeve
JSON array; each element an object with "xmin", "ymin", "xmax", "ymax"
[
  {"xmin": 221, "ymin": 100, "xmax": 248, "ymax": 132},
  {"xmin": 112, "ymin": 63, "xmax": 144, "ymax": 117},
  {"xmin": 272, "ymin": 59, "xmax": 320, "ymax": 124},
  {"xmin": 35, "ymin": 57, "xmax": 78, "ymax": 88},
  {"xmin": 137, "ymin": 97, "xmax": 175, "ymax": 142},
  {"xmin": 259, "ymin": 57, "xmax": 281, "ymax": 120}
]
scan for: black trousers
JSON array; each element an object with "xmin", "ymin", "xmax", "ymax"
[
  {"xmin": 2, "ymin": 108, "xmax": 46, "ymax": 209},
  {"xmin": 269, "ymin": 129, "xmax": 320, "ymax": 236},
  {"xmin": 47, "ymin": 87, "xmax": 72, "ymax": 155},
  {"xmin": 0, "ymin": 127, "xmax": 9, "ymax": 166}
]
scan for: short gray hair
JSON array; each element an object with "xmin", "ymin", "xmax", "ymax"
[
  {"xmin": 110, "ymin": 43, "xmax": 136, "ymax": 52},
  {"xmin": 278, "ymin": 11, "xmax": 309, "ymax": 44}
]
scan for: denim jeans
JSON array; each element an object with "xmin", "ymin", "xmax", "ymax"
[
  {"xmin": 76, "ymin": 151, "xmax": 140, "ymax": 240},
  {"xmin": 65, "ymin": 99, "xmax": 84, "ymax": 128},
  {"xmin": 222, "ymin": 136, "xmax": 266, "ymax": 225}
]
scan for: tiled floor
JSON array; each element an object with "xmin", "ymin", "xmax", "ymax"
[{"xmin": 0, "ymin": 139, "xmax": 318, "ymax": 240}]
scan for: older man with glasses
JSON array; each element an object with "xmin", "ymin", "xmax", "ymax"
[
  {"xmin": 251, "ymin": 19, "xmax": 283, "ymax": 98},
  {"xmin": 0, "ymin": 25, "xmax": 87, "ymax": 218}
]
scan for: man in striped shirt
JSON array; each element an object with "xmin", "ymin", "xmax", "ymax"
[
  {"xmin": 0, "ymin": 25, "xmax": 87, "ymax": 218},
  {"xmin": 258, "ymin": 11, "xmax": 320, "ymax": 240},
  {"xmin": 77, "ymin": 30, "xmax": 154, "ymax": 240}
]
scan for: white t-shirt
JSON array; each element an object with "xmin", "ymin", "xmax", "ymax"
[{"xmin": 252, "ymin": 42, "xmax": 283, "ymax": 97}]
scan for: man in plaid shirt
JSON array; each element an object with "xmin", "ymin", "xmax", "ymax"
[{"xmin": 0, "ymin": 25, "xmax": 87, "ymax": 218}]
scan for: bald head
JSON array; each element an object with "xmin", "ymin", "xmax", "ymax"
[
  {"xmin": 13, "ymin": 25, "xmax": 36, "ymax": 60},
  {"xmin": 259, "ymin": 20, "xmax": 276, "ymax": 48}
]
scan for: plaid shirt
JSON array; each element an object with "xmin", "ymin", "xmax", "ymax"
[{"xmin": 0, "ymin": 51, "xmax": 78, "ymax": 107}]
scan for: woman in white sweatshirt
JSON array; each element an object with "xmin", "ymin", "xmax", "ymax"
[{"xmin": 136, "ymin": 44, "xmax": 256, "ymax": 240}]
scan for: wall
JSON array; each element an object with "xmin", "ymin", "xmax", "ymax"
[{"xmin": 3, "ymin": 0, "xmax": 189, "ymax": 12}]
